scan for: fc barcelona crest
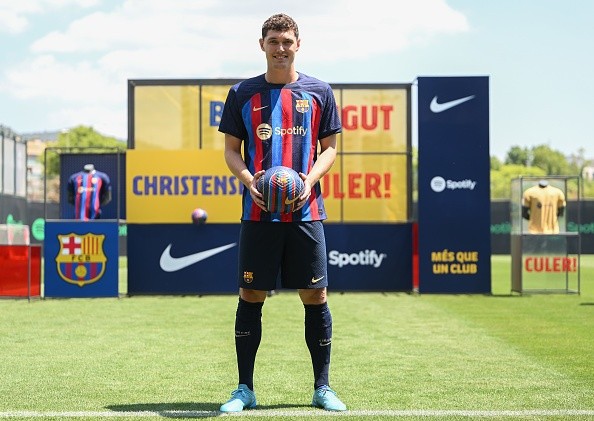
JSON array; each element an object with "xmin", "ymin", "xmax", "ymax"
[
  {"xmin": 56, "ymin": 233, "xmax": 107, "ymax": 287},
  {"xmin": 295, "ymin": 99, "xmax": 310, "ymax": 113}
]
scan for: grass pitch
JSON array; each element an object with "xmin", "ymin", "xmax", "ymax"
[{"xmin": 0, "ymin": 255, "xmax": 593, "ymax": 420}]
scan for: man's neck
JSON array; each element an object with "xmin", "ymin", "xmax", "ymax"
[{"xmin": 265, "ymin": 69, "xmax": 298, "ymax": 84}]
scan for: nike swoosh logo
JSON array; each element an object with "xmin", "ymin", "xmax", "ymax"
[
  {"xmin": 159, "ymin": 243, "xmax": 237, "ymax": 272},
  {"xmin": 311, "ymin": 276, "xmax": 324, "ymax": 284},
  {"xmin": 430, "ymin": 95, "xmax": 475, "ymax": 113},
  {"xmin": 285, "ymin": 196, "xmax": 299, "ymax": 205},
  {"xmin": 253, "ymin": 105, "xmax": 269, "ymax": 112}
]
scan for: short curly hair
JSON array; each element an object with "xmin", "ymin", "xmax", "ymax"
[{"xmin": 261, "ymin": 13, "xmax": 299, "ymax": 39}]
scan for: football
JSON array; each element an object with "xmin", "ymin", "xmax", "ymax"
[
  {"xmin": 257, "ymin": 166, "xmax": 305, "ymax": 213},
  {"xmin": 191, "ymin": 207, "xmax": 208, "ymax": 224}
]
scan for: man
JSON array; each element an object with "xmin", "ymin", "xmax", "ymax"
[{"xmin": 218, "ymin": 13, "xmax": 346, "ymax": 413}]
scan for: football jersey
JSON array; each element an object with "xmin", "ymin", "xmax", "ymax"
[
  {"xmin": 522, "ymin": 184, "xmax": 566, "ymax": 234},
  {"xmin": 68, "ymin": 170, "xmax": 111, "ymax": 220},
  {"xmin": 219, "ymin": 73, "xmax": 342, "ymax": 222}
]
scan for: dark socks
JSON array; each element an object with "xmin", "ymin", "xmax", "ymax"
[
  {"xmin": 234, "ymin": 298, "xmax": 264, "ymax": 391},
  {"xmin": 304, "ymin": 302, "xmax": 332, "ymax": 390}
]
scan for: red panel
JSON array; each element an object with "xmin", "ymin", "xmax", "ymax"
[{"xmin": 0, "ymin": 245, "xmax": 41, "ymax": 297}]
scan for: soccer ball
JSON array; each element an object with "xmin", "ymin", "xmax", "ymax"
[
  {"xmin": 191, "ymin": 208, "xmax": 208, "ymax": 224},
  {"xmin": 256, "ymin": 166, "xmax": 305, "ymax": 213}
]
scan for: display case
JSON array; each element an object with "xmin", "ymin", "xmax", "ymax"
[{"xmin": 510, "ymin": 176, "xmax": 581, "ymax": 294}]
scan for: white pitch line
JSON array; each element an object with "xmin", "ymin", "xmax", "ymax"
[{"xmin": 1, "ymin": 409, "xmax": 594, "ymax": 418}]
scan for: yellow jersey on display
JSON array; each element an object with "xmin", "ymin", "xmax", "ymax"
[{"xmin": 522, "ymin": 185, "xmax": 566, "ymax": 234}]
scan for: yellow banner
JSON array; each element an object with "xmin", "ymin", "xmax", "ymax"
[
  {"xmin": 321, "ymin": 154, "xmax": 408, "ymax": 222},
  {"xmin": 341, "ymin": 88, "xmax": 408, "ymax": 153},
  {"xmin": 134, "ymin": 85, "xmax": 199, "ymax": 150},
  {"xmin": 130, "ymin": 82, "xmax": 411, "ymax": 223},
  {"xmin": 126, "ymin": 150, "xmax": 243, "ymax": 223}
]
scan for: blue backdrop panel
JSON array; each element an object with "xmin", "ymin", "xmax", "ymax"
[
  {"xmin": 325, "ymin": 223, "xmax": 412, "ymax": 291},
  {"xmin": 127, "ymin": 222, "xmax": 413, "ymax": 294},
  {"xmin": 59, "ymin": 153, "xmax": 126, "ymax": 220},
  {"xmin": 44, "ymin": 220, "xmax": 119, "ymax": 297},
  {"xmin": 127, "ymin": 224, "xmax": 240, "ymax": 294},
  {"xmin": 417, "ymin": 76, "xmax": 491, "ymax": 293}
]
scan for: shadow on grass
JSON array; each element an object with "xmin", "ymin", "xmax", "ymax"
[{"xmin": 106, "ymin": 402, "xmax": 311, "ymax": 418}]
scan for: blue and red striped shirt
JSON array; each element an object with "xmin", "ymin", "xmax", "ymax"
[
  {"xmin": 219, "ymin": 73, "xmax": 341, "ymax": 222},
  {"xmin": 67, "ymin": 170, "xmax": 111, "ymax": 220}
]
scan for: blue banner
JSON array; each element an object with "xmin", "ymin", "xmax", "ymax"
[
  {"xmin": 44, "ymin": 220, "xmax": 119, "ymax": 297},
  {"xmin": 127, "ymin": 223, "xmax": 412, "ymax": 294},
  {"xmin": 417, "ymin": 76, "xmax": 491, "ymax": 293},
  {"xmin": 127, "ymin": 224, "xmax": 240, "ymax": 294},
  {"xmin": 325, "ymin": 224, "xmax": 412, "ymax": 291}
]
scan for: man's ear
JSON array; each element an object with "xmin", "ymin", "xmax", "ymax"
[
  {"xmin": 296, "ymin": 39, "xmax": 300, "ymax": 51},
  {"xmin": 259, "ymin": 38, "xmax": 265, "ymax": 51}
]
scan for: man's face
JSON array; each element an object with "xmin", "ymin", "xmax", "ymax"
[{"xmin": 260, "ymin": 30, "xmax": 300, "ymax": 71}]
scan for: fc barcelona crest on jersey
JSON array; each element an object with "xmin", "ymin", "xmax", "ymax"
[
  {"xmin": 295, "ymin": 99, "xmax": 310, "ymax": 113},
  {"xmin": 56, "ymin": 233, "xmax": 107, "ymax": 287}
]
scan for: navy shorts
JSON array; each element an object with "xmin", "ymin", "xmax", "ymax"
[{"xmin": 237, "ymin": 220, "xmax": 328, "ymax": 290}]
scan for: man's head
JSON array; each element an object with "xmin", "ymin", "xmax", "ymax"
[{"xmin": 261, "ymin": 13, "xmax": 299, "ymax": 40}]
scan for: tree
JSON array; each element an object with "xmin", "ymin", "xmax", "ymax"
[
  {"xmin": 531, "ymin": 144, "xmax": 571, "ymax": 175},
  {"xmin": 490, "ymin": 164, "xmax": 545, "ymax": 198},
  {"xmin": 42, "ymin": 126, "xmax": 126, "ymax": 177},
  {"xmin": 505, "ymin": 146, "xmax": 530, "ymax": 166}
]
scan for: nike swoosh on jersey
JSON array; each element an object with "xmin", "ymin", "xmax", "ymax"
[
  {"xmin": 429, "ymin": 95, "xmax": 475, "ymax": 113},
  {"xmin": 253, "ymin": 105, "xmax": 269, "ymax": 111},
  {"xmin": 159, "ymin": 243, "xmax": 237, "ymax": 272}
]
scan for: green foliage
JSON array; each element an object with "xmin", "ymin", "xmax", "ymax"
[
  {"xmin": 41, "ymin": 125, "xmax": 126, "ymax": 177},
  {"xmin": 490, "ymin": 155, "xmax": 502, "ymax": 170},
  {"xmin": 492, "ymin": 143, "xmax": 593, "ymax": 199},
  {"xmin": 505, "ymin": 145, "xmax": 530, "ymax": 166},
  {"xmin": 531, "ymin": 144, "xmax": 572, "ymax": 175},
  {"xmin": 490, "ymin": 164, "xmax": 545, "ymax": 198}
]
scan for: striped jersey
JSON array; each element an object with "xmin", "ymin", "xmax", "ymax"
[
  {"xmin": 218, "ymin": 73, "xmax": 341, "ymax": 222},
  {"xmin": 67, "ymin": 170, "xmax": 111, "ymax": 220}
]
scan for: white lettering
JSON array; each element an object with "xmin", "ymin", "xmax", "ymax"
[
  {"xmin": 445, "ymin": 179, "xmax": 476, "ymax": 190},
  {"xmin": 274, "ymin": 126, "xmax": 307, "ymax": 136},
  {"xmin": 328, "ymin": 249, "xmax": 387, "ymax": 268}
]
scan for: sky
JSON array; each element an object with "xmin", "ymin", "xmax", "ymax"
[{"xmin": 0, "ymin": 0, "xmax": 593, "ymax": 160}]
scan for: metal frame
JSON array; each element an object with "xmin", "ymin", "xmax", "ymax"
[{"xmin": 510, "ymin": 175, "xmax": 582, "ymax": 294}]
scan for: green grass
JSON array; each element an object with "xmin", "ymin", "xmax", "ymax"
[{"xmin": 0, "ymin": 256, "xmax": 593, "ymax": 420}]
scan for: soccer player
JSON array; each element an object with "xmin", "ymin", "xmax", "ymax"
[
  {"xmin": 521, "ymin": 179, "xmax": 566, "ymax": 234},
  {"xmin": 67, "ymin": 164, "xmax": 112, "ymax": 220},
  {"xmin": 218, "ymin": 13, "xmax": 346, "ymax": 413}
]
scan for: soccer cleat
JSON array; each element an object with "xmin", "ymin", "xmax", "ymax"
[
  {"xmin": 219, "ymin": 384, "xmax": 257, "ymax": 412},
  {"xmin": 312, "ymin": 385, "xmax": 347, "ymax": 411}
]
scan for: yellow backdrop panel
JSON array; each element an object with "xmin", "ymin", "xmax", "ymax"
[
  {"xmin": 341, "ymin": 88, "xmax": 408, "ymax": 153},
  {"xmin": 134, "ymin": 85, "xmax": 199, "ymax": 150},
  {"xmin": 321, "ymin": 154, "xmax": 408, "ymax": 222},
  {"xmin": 126, "ymin": 149, "xmax": 242, "ymax": 223}
]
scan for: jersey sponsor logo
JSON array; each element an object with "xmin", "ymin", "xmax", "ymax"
[
  {"xmin": 431, "ymin": 176, "xmax": 477, "ymax": 192},
  {"xmin": 256, "ymin": 124, "xmax": 308, "ymax": 140},
  {"xmin": 256, "ymin": 123, "xmax": 273, "ymax": 140},
  {"xmin": 295, "ymin": 99, "xmax": 310, "ymax": 113},
  {"xmin": 430, "ymin": 95, "xmax": 475, "ymax": 113},
  {"xmin": 159, "ymin": 243, "xmax": 236, "ymax": 272},
  {"xmin": 328, "ymin": 249, "xmax": 387, "ymax": 268},
  {"xmin": 56, "ymin": 233, "xmax": 106, "ymax": 287}
]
